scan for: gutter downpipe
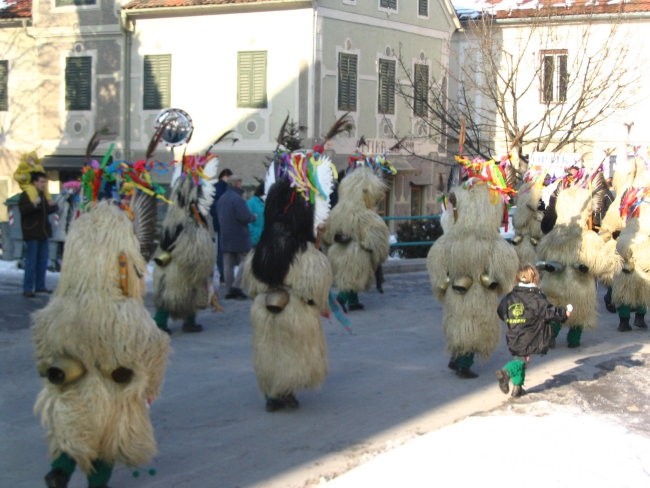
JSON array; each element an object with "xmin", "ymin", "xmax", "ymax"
[{"xmin": 120, "ymin": 12, "xmax": 134, "ymax": 161}]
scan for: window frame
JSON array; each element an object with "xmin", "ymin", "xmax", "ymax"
[
  {"xmin": 0, "ymin": 60, "xmax": 8, "ymax": 112},
  {"xmin": 413, "ymin": 63, "xmax": 429, "ymax": 117},
  {"xmin": 65, "ymin": 56, "xmax": 92, "ymax": 112},
  {"xmin": 379, "ymin": 0, "xmax": 397, "ymax": 12},
  {"xmin": 417, "ymin": 0, "xmax": 429, "ymax": 17},
  {"xmin": 237, "ymin": 50, "xmax": 268, "ymax": 109},
  {"xmin": 54, "ymin": 0, "xmax": 96, "ymax": 6},
  {"xmin": 338, "ymin": 52, "xmax": 358, "ymax": 112},
  {"xmin": 143, "ymin": 54, "xmax": 171, "ymax": 111},
  {"xmin": 378, "ymin": 58, "xmax": 396, "ymax": 115},
  {"xmin": 410, "ymin": 184, "xmax": 424, "ymax": 217},
  {"xmin": 540, "ymin": 49, "xmax": 568, "ymax": 104}
]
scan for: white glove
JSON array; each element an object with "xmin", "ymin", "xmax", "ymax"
[{"xmin": 566, "ymin": 304, "xmax": 573, "ymax": 313}]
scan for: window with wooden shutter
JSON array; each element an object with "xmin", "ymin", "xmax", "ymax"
[
  {"xmin": 65, "ymin": 56, "xmax": 91, "ymax": 111},
  {"xmin": 414, "ymin": 63, "xmax": 428, "ymax": 117},
  {"xmin": 338, "ymin": 53, "xmax": 357, "ymax": 112},
  {"xmin": 380, "ymin": 0, "xmax": 397, "ymax": 10},
  {"xmin": 237, "ymin": 51, "xmax": 267, "ymax": 109},
  {"xmin": 418, "ymin": 0, "xmax": 428, "ymax": 16},
  {"xmin": 55, "ymin": 0, "xmax": 95, "ymax": 6},
  {"xmin": 0, "ymin": 61, "xmax": 7, "ymax": 112},
  {"xmin": 143, "ymin": 54, "xmax": 171, "ymax": 110},
  {"xmin": 541, "ymin": 49, "xmax": 568, "ymax": 104},
  {"xmin": 378, "ymin": 59, "xmax": 396, "ymax": 115}
]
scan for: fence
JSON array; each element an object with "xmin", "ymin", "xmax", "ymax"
[{"xmin": 384, "ymin": 215, "xmax": 442, "ymax": 259}]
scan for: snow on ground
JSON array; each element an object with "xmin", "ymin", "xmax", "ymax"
[
  {"xmin": 0, "ymin": 259, "xmax": 23, "ymax": 277},
  {"xmin": 325, "ymin": 403, "xmax": 650, "ymax": 487}
]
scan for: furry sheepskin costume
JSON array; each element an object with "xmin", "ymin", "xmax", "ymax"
[
  {"xmin": 536, "ymin": 186, "xmax": 619, "ymax": 347},
  {"xmin": 610, "ymin": 192, "xmax": 650, "ymax": 331},
  {"xmin": 511, "ymin": 180, "xmax": 544, "ymax": 267},
  {"xmin": 427, "ymin": 176, "xmax": 518, "ymax": 378},
  {"xmin": 33, "ymin": 198, "xmax": 170, "ymax": 488},
  {"xmin": 153, "ymin": 155, "xmax": 218, "ymax": 333},
  {"xmin": 243, "ymin": 152, "xmax": 335, "ymax": 412},
  {"xmin": 323, "ymin": 165, "xmax": 390, "ymax": 310}
]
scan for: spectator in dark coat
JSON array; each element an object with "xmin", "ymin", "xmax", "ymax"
[
  {"xmin": 209, "ymin": 168, "xmax": 233, "ymax": 283},
  {"xmin": 216, "ymin": 175, "xmax": 256, "ymax": 299},
  {"xmin": 19, "ymin": 171, "xmax": 58, "ymax": 297}
]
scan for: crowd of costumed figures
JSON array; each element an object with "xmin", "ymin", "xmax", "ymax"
[{"xmin": 24, "ymin": 109, "xmax": 647, "ymax": 487}]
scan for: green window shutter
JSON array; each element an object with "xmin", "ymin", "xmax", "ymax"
[
  {"xmin": 378, "ymin": 59, "xmax": 395, "ymax": 115},
  {"xmin": 65, "ymin": 56, "xmax": 91, "ymax": 111},
  {"xmin": 418, "ymin": 0, "xmax": 428, "ymax": 16},
  {"xmin": 0, "ymin": 61, "xmax": 8, "ymax": 112},
  {"xmin": 237, "ymin": 51, "xmax": 267, "ymax": 109},
  {"xmin": 381, "ymin": 0, "xmax": 397, "ymax": 9},
  {"xmin": 143, "ymin": 54, "xmax": 171, "ymax": 110},
  {"xmin": 338, "ymin": 53, "xmax": 357, "ymax": 112},
  {"xmin": 414, "ymin": 63, "xmax": 428, "ymax": 117}
]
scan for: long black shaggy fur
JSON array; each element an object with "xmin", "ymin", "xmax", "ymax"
[
  {"xmin": 160, "ymin": 224, "xmax": 183, "ymax": 252},
  {"xmin": 252, "ymin": 178, "xmax": 315, "ymax": 287}
]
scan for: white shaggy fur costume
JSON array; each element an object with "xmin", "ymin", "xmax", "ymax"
[
  {"xmin": 323, "ymin": 166, "xmax": 390, "ymax": 307},
  {"xmin": 427, "ymin": 180, "xmax": 518, "ymax": 375},
  {"xmin": 33, "ymin": 200, "xmax": 170, "ymax": 484},
  {"xmin": 612, "ymin": 204, "xmax": 650, "ymax": 308},
  {"xmin": 536, "ymin": 186, "xmax": 619, "ymax": 346},
  {"xmin": 512, "ymin": 180, "xmax": 544, "ymax": 267},
  {"xmin": 244, "ymin": 242, "xmax": 332, "ymax": 400},
  {"xmin": 243, "ymin": 153, "xmax": 335, "ymax": 412},
  {"xmin": 153, "ymin": 156, "xmax": 218, "ymax": 332}
]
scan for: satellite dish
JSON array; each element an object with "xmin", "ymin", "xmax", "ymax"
[{"xmin": 154, "ymin": 108, "xmax": 194, "ymax": 147}]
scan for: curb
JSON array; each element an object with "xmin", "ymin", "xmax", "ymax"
[{"xmin": 384, "ymin": 258, "xmax": 427, "ymax": 274}]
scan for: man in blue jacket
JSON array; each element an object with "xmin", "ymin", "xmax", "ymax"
[
  {"xmin": 217, "ymin": 175, "xmax": 256, "ymax": 299},
  {"xmin": 209, "ymin": 168, "xmax": 232, "ymax": 283}
]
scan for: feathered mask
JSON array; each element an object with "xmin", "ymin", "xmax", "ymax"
[
  {"xmin": 347, "ymin": 151, "xmax": 397, "ymax": 177},
  {"xmin": 80, "ymin": 144, "xmax": 170, "ymax": 210},
  {"xmin": 619, "ymin": 187, "xmax": 650, "ymax": 221},
  {"xmin": 265, "ymin": 149, "xmax": 337, "ymax": 235},
  {"xmin": 454, "ymin": 154, "xmax": 517, "ymax": 206}
]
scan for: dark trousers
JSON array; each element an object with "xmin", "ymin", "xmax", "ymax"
[
  {"xmin": 216, "ymin": 233, "xmax": 224, "ymax": 282},
  {"xmin": 23, "ymin": 239, "xmax": 49, "ymax": 293}
]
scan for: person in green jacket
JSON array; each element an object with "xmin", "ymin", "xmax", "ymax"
[{"xmin": 247, "ymin": 183, "xmax": 265, "ymax": 247}]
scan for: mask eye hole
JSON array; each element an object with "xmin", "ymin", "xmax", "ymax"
[{"xmin": 111, "ymin": 367, "xmax": 134, "ymax": 384}]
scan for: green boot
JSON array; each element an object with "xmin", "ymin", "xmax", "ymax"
[
  {"xmin": 567, "ymin": 326, "xmax": 583, "ymax": 348},
  {"xmin": 154, "ymin": 308, "xmax": 172, "ymax": 335}
]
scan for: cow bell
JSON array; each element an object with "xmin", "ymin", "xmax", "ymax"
[
  {"xmin": 334, "ymin": 233, "xmax": 352, "ymax": 244},
  {"xmin": 265, "ymin": 289, "xmax": 290, "ymax": 313},
  {"xmin": 573, "ymin": 262, "xmax": 590, "ymax": 274},
  {"xmin": 154, "ymin": 251, "xmax": 172, "ymax": 267},
  {"xmin": 452, "ymin": 276, "xmax": 473, "ymax": 294},
  {"xmin": 622, "ymin": 260, "xmax": 635, "ymax": 274},
  {"xmin": 512, "ymin": 234, "xmax": 523, "ymax": 245},
  {"xmin": 536, "ymin": 260, "xmax": 565, "ymax": 273},
  {"xmin": 480, "ymin": 273, "xmax": 498, "ymax": 290},
  {"xmin": 45, "ymin": 356, "xmax": 87, "ymax": 386},
  {"xmin": 438, "ymin": 276, "xmax": 451, "ymax": 292}
]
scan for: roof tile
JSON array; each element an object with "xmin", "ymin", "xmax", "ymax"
[{"xmin": 0, "ymin": 0, "xmax": 31, "ymax": 19}]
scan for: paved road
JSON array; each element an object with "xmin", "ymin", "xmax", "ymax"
[{"xmin": 1, "ymin": 262, "xmax": 649, "ymax": 487}]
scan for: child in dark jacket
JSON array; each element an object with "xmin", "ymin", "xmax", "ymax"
[{"xmin": 496, "ymin": 264, "xmax": 572, "ymax": 397}]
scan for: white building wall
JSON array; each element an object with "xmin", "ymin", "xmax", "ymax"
[{"xmin": 129, "ymin": 8, "xmax": 315, "ymax": 181}]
